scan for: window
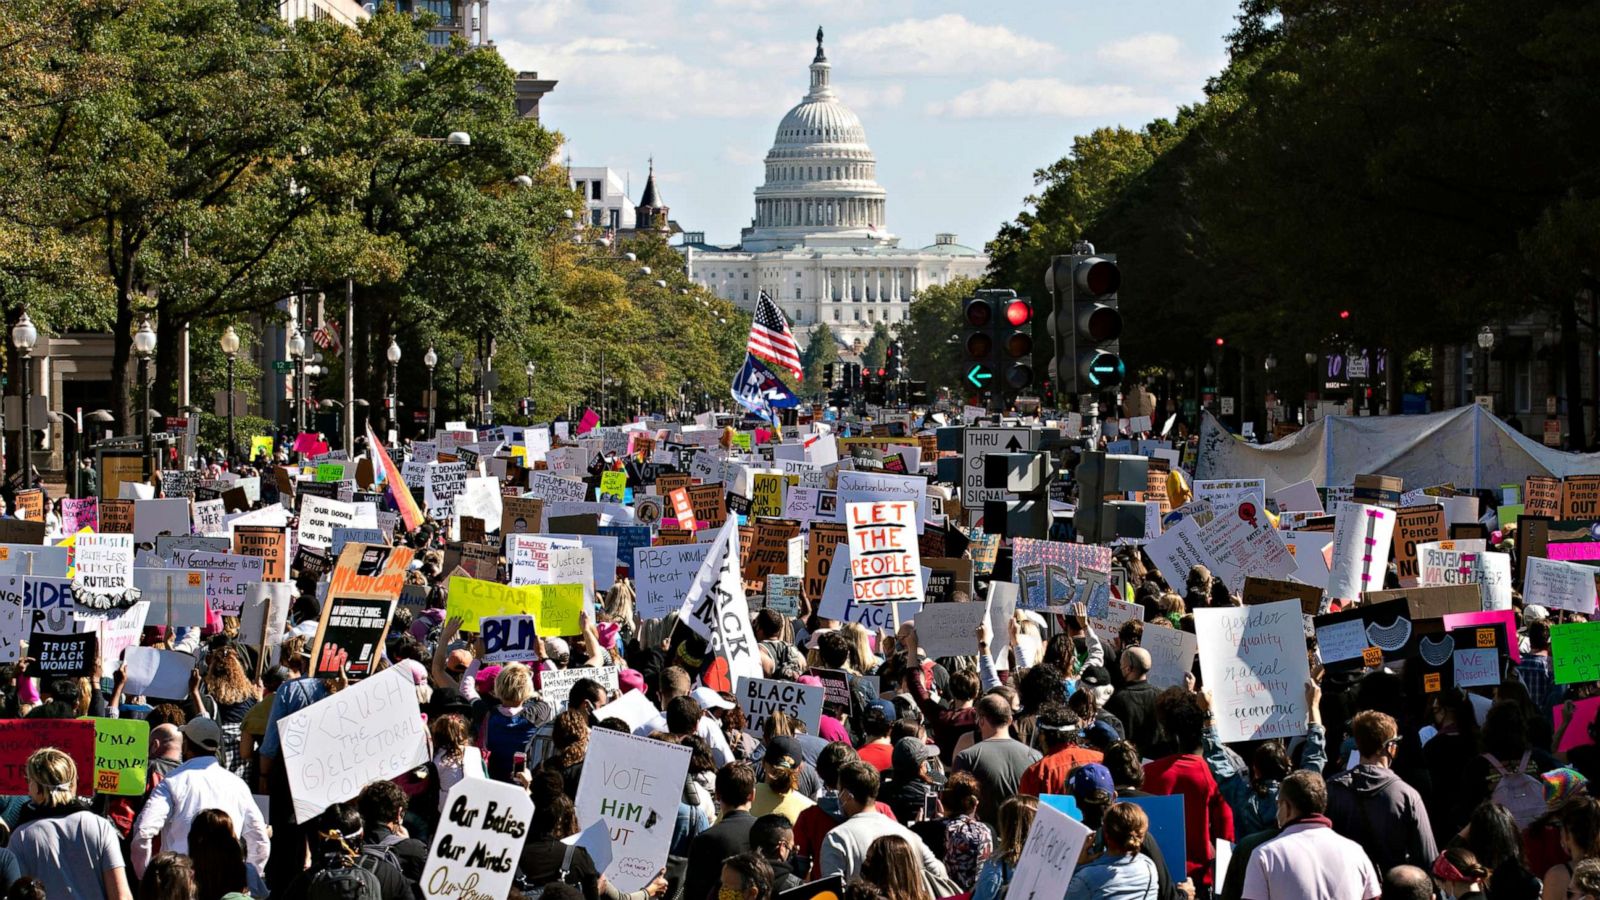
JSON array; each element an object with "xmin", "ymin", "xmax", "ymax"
[
  {"xmin": 591, "ymin": 181, "xmax": 602, "ymax": 200},
  {"xmin": 795, "ymin": 287, "xmax": 802, "ymax": 299},
  {"xmin": 608, "ymin": 209, "xmax": 620, "ymax": 230},
  {"xmin": 1514, "ymin": 359, "xmax": 1532, "ymax": 413},
  {"xmin": 742, "ymin": 272, "xmax": 748, "ymax": 278},
  {"xmin": 743, "ymin": 290, "xmax": 749, "ymax": 301},
  {"xmin": 854, "ymin": 310, "xmax": 862, "ymax": 322},
  {"xmin": 591, "ymin": 209, "xmax": 602, "ymax": 226},
  {"xmin": 832, "ymin": 310, "xmax": 840, "ymax": 322}
]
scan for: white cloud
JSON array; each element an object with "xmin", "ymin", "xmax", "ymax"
[
  {"xmin": 498, "ymin": 37, "xmax": 781, "ymax": 120},
  {"xmin": 927, "ymin": 78, "xmax": 1173, "ymax": 120},
  {"xmin": 845, "ymin": 83, "xmax": 906, "ymax": 110},
  {"xmin": 1095, "ymin": 32, "xmax": 1221, "ymax": 84},
  {"xmin": 838, "ymin": 14, "xmax": 1054, "ymax": 75},
  {"xmin": 722, "ymin": 145, "xmax": 766, "ymax": 166}
]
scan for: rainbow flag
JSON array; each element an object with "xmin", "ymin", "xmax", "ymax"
[{"xmin": 366, "ymin": 423, "xmax": 423, "ymax": 532}]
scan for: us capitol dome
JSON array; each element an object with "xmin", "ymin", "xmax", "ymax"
[{"xmin": 680, "ymin": 27, "xmax": 988, "ymax": 349}]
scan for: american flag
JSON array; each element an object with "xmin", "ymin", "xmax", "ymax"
[
  {"xmin": 747, "ymin": 290, "xmax": 802, "ymax": 380},
  {"xmin": 311, "ymin": 318, "xmax": 342, "ymax": 355}
]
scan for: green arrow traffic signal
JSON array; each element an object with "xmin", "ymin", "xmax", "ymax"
[{"xmin": 966, "ymin": 365, "xmax": 993, "ymax": 388}]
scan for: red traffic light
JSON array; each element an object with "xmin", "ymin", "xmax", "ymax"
[
  {"xmin": 1339, "ymin": 310, "xmax": 1351, "ymax": 320},
  {"xmin": 965, "ymin": 300, "xmax": 992, "ymax": 327},
  {"xmin": 877, "ymin": 368, "xmax": 886, "ymax": 377},
  {"xmin": 1215, "ymin": 337, "xmax": 1226, "ymax": 346},
  {"xmin": 1006, "ymin": 299, "xmax": 1032, "ymax": 327}
]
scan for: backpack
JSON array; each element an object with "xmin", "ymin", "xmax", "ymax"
[
  {"xmin": 1486, "ymin": 751, "xmax": 1545, "ymax": 828},
  {"xmin": 307, "ymin": 857, "xmax": 383, "ymax": 900},
  {"xmin": 515, "ymin": 842, "xmax": 577, "ymax": 900},
  {"xmin": 359, "ymin": 832, "xmax": 407, "ymax": 879},
  {"xmin": 762, "ymin": 639, "xmax": 806, "ymax": 682}
]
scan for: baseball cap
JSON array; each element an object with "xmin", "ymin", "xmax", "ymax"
[
  {"xmin": 691, "ymin": 686, "xmax": 735, "ymax": 711},
  {"xmin": 1524, "ymin": 604, "xmax": 1550, "ymax": 623},
  {"xmin": 892, "ymin": 737, "xmax": 938, "ymax": 773},
  {"xmin": 765, "ymin": 736, "xmax": 805, "ymax": 771},
  {"xmin": 1084, "ymin": 720, "xmax": 1119, "ymax": 750},
  {"xmin": 867, "ymin": 698, "xmax": 899, "ymax": 722},
  {"xmin": 181, "ymin": 717, "xmax": 223, "ymax": 753},
  {"xmin": 1067, "ymin": 763, "xmax": 1116, "ymax": 803},
  {"xmin": 1078, "ymin": 665, "xmax": 1113, "ymax": 688}
]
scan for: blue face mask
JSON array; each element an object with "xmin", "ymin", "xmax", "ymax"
[{"xmin": 1063, "ymin": 677, "xmax": 1079, "ymax": 698}]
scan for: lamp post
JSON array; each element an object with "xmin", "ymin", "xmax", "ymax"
[
  {"xmin": 287, "ymin": 325, "xmax": 305, "ymax": 446},
  {"xmin": 451, "ymin": 351, "xmax": 464, "ymax": 420},
  {"xmin": 1476, "ymin": 326, "xmax": 1495, "ymax": 402},
  {"xmin": 133, "ymin": 317, "xmax": 157, "ymax": 479},
  {"xmin": 524, "ymin": 361, "xmax": 536, "ymax": 423},
  {"xmin": 424, "ymin": 347, "xmax": 438, "ymax": 436},
  {"xmin": 386, "ymin": 338, "xmax": 401, "ymax": 437},
  {"xmin": 11, "ymin": 311, "xmax": 37, "ymax": 489},
  {"xmin": 220, "ymin": 325, "xmax": 240, "ymax": 462}
]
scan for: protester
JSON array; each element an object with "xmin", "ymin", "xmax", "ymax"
[
  {"xmin": 750, "ymin": 814, "xmax": 804, "ymax": 894},
  {"xmin": 953, "ymin": 695, "xmax": 1042, "ymax": 827},
  {"xmin": 972, "ymin": 795, "xmax": 1037, "ymax": 900},
  {"xmin": 1325, "ymin": 709, "xmax": 1438, "ymax": 875},
  {"xmin": 8, "ymin": 748, "xmax": 131, "ymax": 900},
  {"xmin": 860, "ymin": 835, "xmax": 934, "ymax": 900},
  {"xmin": 685, "ymin": 763, "xmax": 760, "ymax": 900},
  {"xmin": 1240, "ymin": 771, "xmax": 1381, "ymax": 900},
  {"xmin": 930, "ymin": 771, "xmax": 992, "ymax": 891},
  {"xmin": 130, "ymin": 716, "xmax": 270, "ymax": 878},
  {"xmin": 1148, "ymin": 688, "xmax": 1233, "ymax": 893},
  {"xmin": 819, "ymin": 761, "xmax": 949, "ymax": 891},
  {"xmin": 1067, "ymin": 802, "xmax": 1160, "ymax": 900},
  {"xmin": 752, "ymin": 735, "xmax": 816, "ymax": 824},
  {"xmin": 721, "ymin": 853, "xmax": 774, "ymax": 900}
]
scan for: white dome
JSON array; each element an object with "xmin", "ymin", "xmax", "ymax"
[{"xmin": 774, "ymin": 100, "xmax": 866, "ymax": 147}]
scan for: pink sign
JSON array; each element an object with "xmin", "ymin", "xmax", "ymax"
[
  {"xmin": 1548, "ymin": 542, "xmax": 1600, "ymax": 562},
  {"xmin": 292, "ymin": 432, "xmax": 328, "ymax": 455},
  {"xmin": 577, "ymin": 408, "xmax": 600, "ymax": 435},
  {"xmin": 1442, "ymin": 608, "xmax": 1521, "ymax": 663},
  {"xmin": 1555, "ymin": 697, "xmax": 1600, "ymax": 753}
]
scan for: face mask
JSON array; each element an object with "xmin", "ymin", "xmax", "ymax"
[{"xmin": 719, "ymin": 889, "xmax": 744, "ymax": 900}]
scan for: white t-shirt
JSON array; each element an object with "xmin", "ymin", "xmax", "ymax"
[{"xmin": 1242, "ymin": 821, "xmax": 1380, "ymax": 900}]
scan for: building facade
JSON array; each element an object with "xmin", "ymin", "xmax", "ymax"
[
  {"xmin": 679, "ymin": 29, "xmax": 987, "ymax": 349},
  {"xmin": 279, "ymin": 0, "xmax": 369, "ymax": 26}
]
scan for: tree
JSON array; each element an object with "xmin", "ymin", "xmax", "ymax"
[
  {"xmin": 860, "ymin": 322, "xmax": 891, "ymax": 371},
  {"xmin": 800, "ymin": 324, "xmax": 840, "ymax": 398},
  {"xmin": 898, "ymin": 276, "xmax": 979, "ymax": 397}
]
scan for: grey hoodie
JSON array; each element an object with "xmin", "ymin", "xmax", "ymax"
[{"xmin": 1325, "ymin": 763, "xmax": 1438, "ymax": 874}]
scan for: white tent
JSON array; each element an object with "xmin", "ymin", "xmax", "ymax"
[{"xmin": 1195, "ymin": 406, "xmax": 1600, "ymax": 492}]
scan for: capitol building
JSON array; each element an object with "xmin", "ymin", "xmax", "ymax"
[{"xmin": 679, "ymin": 29, "xmax": 988, "ymax": 350}]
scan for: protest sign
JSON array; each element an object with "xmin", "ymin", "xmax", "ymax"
[
  {"xmin": 835, "ymin": 470, "xmax": 929, "ymax": 533},
  {"xmin": 233, "ymin": 525, "xmax": 289, "ymax": 582},
  {"xmin": 1525, "ymin": 557, "xmax": 1599, "ymax": 614},
  {"xmin": 533, "ymin": 583, "xmax": 584, "ymax": 637},
  {"xmin": 751, "ymin": 473, "xmax": 786, "ymax": 518},
  {"xmin": 446, "ymin": 575, "xmax": 536, "ymax": 625},
  {"xmin": 1006, "ymin": 801, "xmax": 1092, "ymax": 900},
  {"xmin": 193, "ymin": 499, "xmax": 226, "ymax": 536},
  {"xmin": 763, "ymin": 574, "xmax": 803, "ymax": 616},
  {"xmin": 1198, "ymin": 506, "xmax": 1294, "ymax": 591},
  {"xmin": 1443, "ymin": 608, "xmax": 1521, "ymax": 663},
  {"xmin": 238, "ymin": 582, "xmax": 293, "ymax": 673},
  {"xmin": 680, "ymin": 520, "xmax": 763, "ymax": 682},
  {"xmin": 1122, "ymin": 794, "xmax": 1188, "ymax": 876},
  {"xmin": 540, "ymin": 666, "xmax": 620, "ymax": 713},
  {"xmin": 33, "ymin": 632, "xmax": 96, "ymax": 678},
  {"xmin": 846, "ymin": 500, "xmax": 922, "ymax": 604},
  {"xmin": 310, "ymin": 595, "xmax": 394, "ymax": 679},
  {"xmin": 1553, "ymin": 622, "xmax": 1600, "ymax": 685},
  {"xmin": 61, "ymin": 498, "xmax": 99, "ymax": 535},
  {"xmin": 420, "ymin": 778, "xmax": 532, "ymax": 900},
  {"xmin": 1193, "ymin": 478, "xmax": 1267, "ymax": 515},
  {"xmin": 604, "ymin": 690, "xmax": 661, "ymax": 733},
  {"xmin": 502, "ymin": 497, "xmax": 545, "ymax": 536},
  {"xmin": 91, "ymin": 602, "xmax": 149, "ymax": 675},
  {"xmin": 1556, "ymin": 698, "xmax": 1600, "ymax": 754},
  {"xmin": 0, "ymin": 582, "xmax": 19, "ymax": 664},
  {"xmin": 911, "ymin": 600, "xmax": 989, "ymax": 658},
  {"xmin": 1142, "ymin": 624, "xmax": 1200, "ymax": 690},
  {"xmin": 134, "ymin": 498, "xmax": 190, "ymax": 544},
  {"xmin": 736, "ymin": 676, "xmax": 824, "ymax": 737},
  {"xmin": 1564, "ymin": 475, "xmax": 1600, "ymax": 520},
  {"xmin": 573, "ymin": 728, "xmax": 693, "ymax": 893},
  {"xmin": 1089, "ymin": 597, "xmax": 1143, "ymax": 647},
  {"xmin": 327, "ymin": 544, "xmax": 415, "ymax": 601},
  {"xmin": 171, "ymin": 550, "xmax": 265, "ymax": 617},
  {"xmin": 298, "ymin": 496, "xmax": 375, "ymax": 549},
  {"xmin": 74, "ymin": 533, "xmax": 134, "ymax": 597},
  {"xmin": 122, "ymin": 648, "xmax": 196, "ymax": 699},
  {"xmin": 83, "ymin": 716, "xmax": 148, "ymax": 796},
  {"xmin": 12, "ymin": 489, "xmax": 42, "ymax": 523},
  {"xmin": 0, "ymin": 719, "xmax": 95, "ymax": 796},
  {"xmin": 1393, "ymin": 504, "xmax": 1447, "ymax": 585},
  {"xmin": 481, "ymin": 615, "xmax": 538, "ymax": 664},
  {"xmin": 132, "ymin": 567, "xmax": 207, "ymax": 627},
  {"xmin": 634, "ymin": 544, "xmax": 712, "ymax": 621},
  {"xmin": 277, "ymin": 665, "xmax": 428, "ymax": 822},
  {"xmin": 804, "ymin": 522, "xmax": 849, "ymax": 602},
  {"xmin": 1525, "ymin": 476, "xmax": 1562, "ymax": 519},
  {"xmin": 1195, "ymin": 600, "xmax": 1311, "ymax": 742},
  {"xmin": 1326, "ymin": 502, "xmax": 1396, "ymax": 600},
  {"xmin": 330, "ymin": 527, "xmax": 387, "ymax": 558},
  {"xmin": 1241, "ymin": 577, "xmax": 1324, "ymax": 617}
]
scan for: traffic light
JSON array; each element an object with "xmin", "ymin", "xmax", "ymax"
[
  {"xmin": 823, "ymin": 363, "xmax": 836, "ymax": 388},
  {"xmin": 1046, "ymin": 250, "xmax": 1124, "ymax": 395},
  {"xmin": 1000, "ymin": 296, "xmax": 1033, "ymax": 391},
  {"xmin": 1072, "ymin": 450, "xmax": 1149, "ymax": 543},
  {"xmin": 886, "ymin": 341, "xmax": 903, "ymax": 380},
  {"xmin": 963, "ymin": 295, "xmax": 997, "ymax": 393}
]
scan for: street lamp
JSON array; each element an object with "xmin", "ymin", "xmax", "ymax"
[
  {"xmin": 451, "ymin": 351, "xmax": 464, "ymax": 419},
  {"xmin": 133, "ymin": 316, "xmax": 157, "ymax": 479},
  {"xmin": 1304, "ymin": 351, "xmax": 1318, "ymax": 367},
  {"xmin": 287, "ymin": 325, "xmax": 306, "ymax": 442},
  {"xmin": 424, "ymin": 346, "xmax": 438, "ymax": 435},
  {"xmin": 524, "ymin": 361, "xmax": 536, "ymax": 422},
  {"xmin": 386, "ymin": 338, "xmax": 401, "ymax": 436},
  {"xmin": 1263, "ymin": 354, "xmax": 1277, "ymax": 372},
  {"xmin": 220, "ymin": 325, "xmax": 240, "ymax": 462},
  {"xmin": 1477, "ymin": 325, "xmax": 1495, "ymax": 400},
  {"xmin": 10, "ymin": 311, "xmax": 37, "ymax": 490}
]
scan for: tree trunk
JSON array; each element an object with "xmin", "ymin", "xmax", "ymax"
[{"xmin": 112, "ymin": 275, "xmax": 136, "ymax": 436}]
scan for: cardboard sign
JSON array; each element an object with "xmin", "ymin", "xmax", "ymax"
[
  {"xmin": 501, "ymin": 497, "xmax": 546, "ymax": 537},
  {"xmin": 61, "ymin": 498, "xmax": 99, "ymax": 534},
  {"xmin": 14, "ymin": 490, "xmax": 43, "ymax": 523},
  {"xmin": 634, "ymin": 544, "xmax": 712, "ymax": 621},
  {"xmin": 310, "ymin": 596, "xmax": 394, "ymax": 679},
  {"xmin": 172, "ymin": 550, "xmax": 265, "ymax": 617},
  {"xmin": 1007, "ymin": 801, "xmax": 1092, "ymax": 900},
  {"xmin": 846, "ymin": 501, "xmax": 922, "ymax": 604},
  {"xmin": 1195, "ymin": 600, "xmax": 1311, "ymax": 742},
  {"xmin": 233, "ymin": 525, "xmax": 289, "ymax": 582},
  {"xmin": 33, "ymin": 632, "xmax": 96, "ymax": 678},
  {"xmin": 98, "ymin": 499, "xmax": 134, "ymax": 534},
  {"xmin": 763, "ymin": 574, "xmax": 803, "ymax": 617},
  {"xmin": 1526, "ymin": 476, "xmax": 1562, "ymax": 519},
  {"xmin": 911, "ymin": 600, "xmax": 989, "ymax": 658},
  {"xmin": 1142, "ymin": 623, "xmax": 1201, "ymax": 690},
  {"xmin": 804, "ymin": 521, "xmax": 849, "ymax": 603},
  {"xmin": 539, "ymin": 666, "xmax": 620, "ymax": 713},
  {"xmin": 0, "ymin": 719, "xmax": 95, "ymax": 796},
  {"xmin": 74, "ymin": 533, "xmax": 134, "ymax": 597},
  {"xmin": 736, "ymin": 676, "xmax": 824, "ymax": 737},
  {"xmin": 422, "ymin": 778, "xmax": 534, "ymax": 900},
  {"xmin": 1241, "ymin": 577, "xmax": 1323, "ymax": 617},
  {"xmin": 1393, "ymin": 504, "xmax": 1447, "ymax": 584},
  {"xmin": 1555, "ymin": 698, "xmax": 1600, "ymax": 754},
  {"xmin": 122, "ymin": 647, "xmax": 196, "ymax": 699},
  {"xmin": 83, "ymin": 716, "xmax": 148, "ymax": 796},
  {"xmin": 1363, "ymin": 584, "xmax": 1482, "ymax": 622},
  {"xmin": 277, "ymin": 665, "xmax": 428, "ymax": 822},
  {"xmin": 1564, "ymin": 475, "xmax": 1600, "ymax": 520},
  {"xmin": 480, "ymin": 614, "xmax": 539, "ymax": 664},
  {"xmin": 572, "ymin": 728, "xmax": 693, "ymax": 893}
]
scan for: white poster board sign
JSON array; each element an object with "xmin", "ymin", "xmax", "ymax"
[
  {"xmin": 1142, "ymin": 624, "xmax": 1200, "ymax": 690},
  {"xmin": 845, "ymin": 500, "xmax": 922, "ymax": 604},
  {"xmin": 422, "ymin": 778, "xmax": 533, "ymax": 900},
  {"xmin": 736, "ymin": 676, "xmax": 824, "ymax": 737},
  {"xmin": 1007, "ymin": 801, "xmax": 1092, "ymax": 900},
  {"xmin": 1195, "ymin": 599, "xmax": 1310, "ymax": 743},
  {"xmin": 1526, "ymin": 557, "xmax": 1599, "ymax": 614},
  {"xmin": 122, "ymin": 647, "xmax": 196, "ymax": 699},
  {"xmin": 1326, "ymin": 502, "xmax": 1396, "ymax": 600},
  {"xmin": 540, "ymin": 666, "xmax": 621, "ymax": 713},
  {"xmin": 573, "ymin": 728, "xmax": 693, "ymax": 893},
  {"xmin": 276, "ymin": 665, "xmax": 428, "ymax": 822},
  {"xmin": 633, "ymin": 544, "xmax": 711, "ymax": 621}
]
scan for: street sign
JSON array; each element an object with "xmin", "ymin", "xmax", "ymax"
[
  {"xmin": 272, "ymin": 360, "xmax": 293, "ymax": 373},
  {"xmin": 963, "ymin": 427, "xmax": 1036, "ymax": 520}
]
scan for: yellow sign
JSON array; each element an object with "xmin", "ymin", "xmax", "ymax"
[
  {"xmin": 250, "ymin": 436, "xmax": 274, "ymax": 460},
  {"xmin": 534, "ymin": 583, "xmax": 584, "ymax": 638},
  {"xmin": 598, "ymin": 471, "xmax": 628, "ymax": 503},
  {"xmin": 731, "ymin": 432, "xmax": 752, "ymax": 452},
  {"xmin": 445, "ymin": 576, "xmax": 585, "ymax": 638},
  {"xmin": 751, "ymin": 474, "xmax": 785, "ymax": 518}
]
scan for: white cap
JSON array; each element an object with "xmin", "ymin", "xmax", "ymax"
[
  {"xmin": 1524, "ymin": 604, "xmax": 1550, "ymax": 623},
  {"xmin": 691, "ymin": 685, "xmax": 735, "ymax": 711}
]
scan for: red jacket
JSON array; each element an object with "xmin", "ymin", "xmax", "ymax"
[{"xmin": 1143, "ymin": 752, "xmax": 1234, "ymax": 887}]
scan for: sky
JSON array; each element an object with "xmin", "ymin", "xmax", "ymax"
[{"xmin": 497, "ymin": 1, "xmax": 1242, "ymax": 251}]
